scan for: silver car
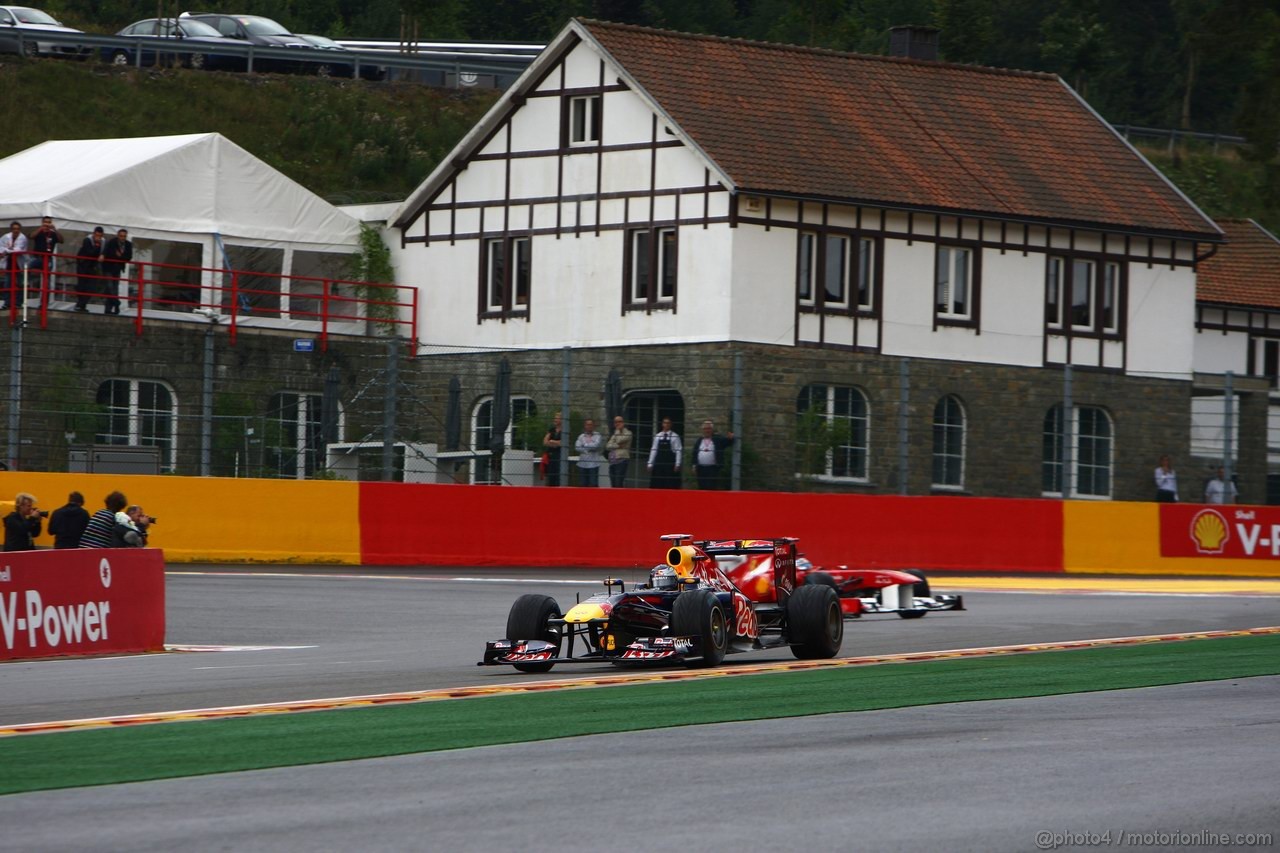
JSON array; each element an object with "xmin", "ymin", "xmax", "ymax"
[{"xmin": 0, "ymin": 6, "xmax": 86, "ymax": 57}]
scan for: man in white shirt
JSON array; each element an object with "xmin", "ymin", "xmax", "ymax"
[
  {"xmin": 693, "ymin": 419, "xmax": 735, "ymax": 490},
  {"xmin": 1204, "ymin": 467, "xmax": 1238, "ymax": 504},
  {"xmin": 0, "ymin": 221, "xmax": 28, "ymax": 309}
]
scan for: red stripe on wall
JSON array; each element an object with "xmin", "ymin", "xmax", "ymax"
[{"xmin": 358, "ymin": 485, "xmax": 1064, "ymax": 572}]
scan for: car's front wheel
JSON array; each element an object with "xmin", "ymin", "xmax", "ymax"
[
  {"xmin": 187, "ymin": 52, "xmax": 206, "ymax": 70},
  {"xmin": 505, "ymin": 593, "xmax": 561, "ymax": 673},
  {"xmin": 670, "ymin": 589, "xmax": 728, "ymax": 667},
  {"xmin": 788, "ymin": 584, "xmax": 843, "ymax": 659}
]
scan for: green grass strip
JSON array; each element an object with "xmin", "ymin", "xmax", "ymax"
[{"xmin": 3, "ymin": 634, "xmax": 1279, "ymax": 796}]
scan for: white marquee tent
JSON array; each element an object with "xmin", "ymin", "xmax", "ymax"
[{"xmin": 0, "ymin": 133, "xmax": 364, "ymax": 321}]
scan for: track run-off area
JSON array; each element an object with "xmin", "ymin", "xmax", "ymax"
[{"xmin": 1, "ymin": 567, "xmax": 1278, "ymax": 851}]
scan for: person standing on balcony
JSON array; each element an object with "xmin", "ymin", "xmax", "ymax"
[
  {"xmin": 0, "ymin": 221, "xmax": 27, "ymax": 309},
  {"xmin": 101, "ymin": 228, "xmax": 133, "ymax": 315},
  {"xmin": 74, "ymin": 227, "xmax": 105, "ymax": 313},
  {"xmin": 1204, "ymin": 467, "xmax": 1238, "ymax": 504},
  {"xmin": 1154, "ymin": 454, "xmax": 1178, "ymax": 502},
  {"xmin": 29, "ymin": 216, "xmax": 62, "ymax": 294}
]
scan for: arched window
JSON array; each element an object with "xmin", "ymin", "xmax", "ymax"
[
  {"xmin": 931, "ymin": 395, "xmax": 966, "ymax": 489},
  {"xmin": 96, "ymin": 379, "xmax": 177, "ymax": 471},
  {"xmin": 1043, "ymin": 404, "xmax": 1113, "ymax": 498},
  {"xmin": 472, "ymin": 396, "xmax": 536, "ymax": 484},
  {"xmin": 266, "ymin": 392, "xmax": 342, "ymax": 479},
  {"xmin": 796, "ymin": 384, "xmax": 868, "ymax": 480}
]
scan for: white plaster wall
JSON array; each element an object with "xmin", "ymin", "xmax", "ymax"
[
  {"xmin": 1126, "ymin": 264, "xmax": 1196, "ymax": 379},
  {"xmin": 1193, "ymin": 329, "xmax": 1249, "ymax": 375},
  {"xmin": 509, "ymin": 98, "xmax": 559, "ymax": 152},
  {"xmin": 561, "ymin": 43, "xmax": 602, "ymax": 88},
  {"xmin": 726, "ymin": 223, "xmax": 797, "ymax": 345}
]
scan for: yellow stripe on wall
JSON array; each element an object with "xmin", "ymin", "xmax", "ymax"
[
  {"xmin": 0, "ymin": 473, "xmax": 360, "ymax": 564},
  {"xmin": 1063, "ymin": 501, "xmax": 1279, "ymax": 577}
]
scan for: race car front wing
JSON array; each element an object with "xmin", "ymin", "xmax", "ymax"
[{"xmin": 480, "ymin": 634, "xmax": 705, "ymax": 667}]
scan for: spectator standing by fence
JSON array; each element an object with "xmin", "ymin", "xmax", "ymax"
[
  {"xmin": 29, "ymin": 216, "xmax": 61, "ymax": 293},
  {"xmin": 693, "ymin": 419, "xmax": 734, "ymax": 490},
  {"xmin": 575, "ymin": 418, "xmax": 605, "ymax": 486},
  {"xmin": 74, "ymin": 227, "xmax": 105, "ymax": 313},
  {"xmin": 543, "ymin": 412, "xmax": 565, "ymax": 486},
  {"xmin": 101, "ymin": 228, "xmax": 132, "ymax": 315},
  {"xmin": 1154, "ymin": 455, "xmax": 1178, "ymax": 502},
  {"xmin": 606, "ymin": 415, "xmax": 632, "ymax": 488},
  {"xmin": 0, "ymin": 221, "xmax": 27, "ymax": 309},
  {"xmin": 1204, "ymin": 467, "xmax": 1238, "ymax": 504},
  {"xmin": 647, "ymin": 417, "xmax": 683, "ymax": 489},
  {"xmin": 49, "ymin": 491, "xmax": 90, "ymax": 548}
]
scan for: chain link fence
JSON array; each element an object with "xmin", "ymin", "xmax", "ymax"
[{"xmin": 0, "ymin": 319, "xmax": 1273, "ymax": 503}]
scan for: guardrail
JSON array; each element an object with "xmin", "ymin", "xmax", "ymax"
[
  {"xmin": 2, "ymin": 251, "xmax": 417, "ymax": 353},
  {"xmin": 0, "ymin": 28, "xmax": 534, "ymax": 85}
]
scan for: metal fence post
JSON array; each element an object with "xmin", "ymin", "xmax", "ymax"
[
  {"xmin": 1062, "ymin": 365, "xmax": 1073, "ymax": 500},
  {"xmin": 201, "ymin": 326, "xmax": 214, "ymax": 476},
  {"xmin": 7, "ymin": 322, "xmax": 22, "ymax": 470},
  {"xmin": 1223, "ymin": 371, "xmax": 1235, "ymax": 500},
  {"xmin": 731, "ymin": 351, "xmax": 743, "ymax": 491},
  {"xmin": 382, "ymin": 339, "xmax": 399, "ymax": 482},
  {"xmin": 560, "ymin": 346, "xmax": 571, "ymax": 486},
  {"xmin": 898, "ymin": 359, "xmax": 909, "ymax": 495}
]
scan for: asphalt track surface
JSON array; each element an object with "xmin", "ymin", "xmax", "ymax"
[
  {"xmin": 3, "ymin": 566, "xmax": 1279, "ymax": 726},
  {"xmin": 3, "ymin": 567, "xmax": 1279, "ymax": 852}
]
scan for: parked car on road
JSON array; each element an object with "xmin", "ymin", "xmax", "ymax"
[
  {"xmin": 297, "ymin": 33, "xmax": 386, "ymax": 80},
  {"xmin": 178, "ymin": 12, "xmax": 308, "ymax": 71},
  {"xmin": 103, "ymin": 17, "xmax": 236, "ymax": 70},
  {"xmin": 0, "ymin": 5, "xmax": 86, "ymax": 58}
]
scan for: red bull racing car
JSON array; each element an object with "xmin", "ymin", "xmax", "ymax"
[
  {"xmin": 713, "ymin": 543, "xmax": 965, "ymax": 620},
  {"xmin": 480, "ymin": 535, "xmax": 843, "ymax": 672}
]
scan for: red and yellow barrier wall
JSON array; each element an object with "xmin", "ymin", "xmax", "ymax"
[{"xmin": 1, "ymin": 473, "xmax": 1275, "ymax": 576}]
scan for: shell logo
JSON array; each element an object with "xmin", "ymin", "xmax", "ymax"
[{"xmin": 1189, "ymin": 509, "xmax": 1229, "ymax": 554}]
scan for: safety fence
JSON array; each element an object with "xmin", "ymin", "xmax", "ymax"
[{"xmin": 1, "ymin": 250, "xmax": 416, "ymax": 350}]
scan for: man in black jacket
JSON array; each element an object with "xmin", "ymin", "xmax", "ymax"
[
  {"xmin": 3, "ymin": 492, "xmax": 43, "ymax": 552},
  {"xmin": 101, "ymin": 228, "xmax": 133, "ymax": 315},
  {"xmin": 48, "ymin": 491, "xmax": 90, "ymax": 549},
  {"xmin": 74, "ymin": 227, "xmax": 104, "ymax": 313},
  {"xmin": 693, "ymin": 419, "xmax": 735, "ymax": 490}
]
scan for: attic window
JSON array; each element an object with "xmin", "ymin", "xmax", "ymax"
[{"xmin": 569, "ymin": 95, "xmax": 601, "ymax": 145}]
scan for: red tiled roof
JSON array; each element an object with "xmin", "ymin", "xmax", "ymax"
[
  {"xmin": 1197, "ymin": 219, "xmax": 1280, "ymax": 309},
  {"xmin": 581, "ymin": 20, "xmax": 1219, "ymax": 239}
]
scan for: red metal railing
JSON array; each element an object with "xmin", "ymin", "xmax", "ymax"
[{"xmin": 2, "ymin": 250, "xmax": 417, "ymax": 354}]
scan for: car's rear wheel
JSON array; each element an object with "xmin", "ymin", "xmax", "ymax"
[
  {"xmin": 315, "ymin": 63, "xmax": 333, "ymax": 77},
  {"xmin": 505, "ymin": 593, "xmax": 561, "ymax": 673},
  {"xmin": 788, "ymin": 584, "xmax": 843, "ymax": 659},
  {"xmin": 110, "ymin": 50, "xmax": 130, "ymax": 66},
  {"xmin": 188, "ymin": 52, "xmax": 206, "ymax": 70},
  {"xmin": 670, "ymin": 589, "xmax": 728, "ymax": 667},
  {"xmin": 22, "ymin": 41, "xmax": 38, "ymax": 58}
]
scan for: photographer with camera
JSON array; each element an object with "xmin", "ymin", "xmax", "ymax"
[
  {"xmin": 115, "ymin": 505, "xmax": 154, "ymax": 548},
  {"xmin": 49, "ymin": 491, "xmax": 90, "ymax": 549},
  {"xmin": 4, "ymin": 492, "xmax": 46, "ymax": 552}
]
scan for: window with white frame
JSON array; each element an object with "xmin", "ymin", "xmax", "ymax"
[
  {"xmin": 1047, "ymin": 256, "xmax": 1121, "ymax": 334},
  {"xmin": 798, "ymin": 232, "xmax": 875, "ymax": 311},
  {"xmin": 482, "ymin": 236, "xmax": 530, "ymax": 318},
  {"xmin": 1042, "ymin": 404, "xmax": 1113, "ymax": 497},
  {"xmin": 796, "ymin": 384, "xmax": 869, "ymax": 480},
  {"xmin": 266, "ymin": 392, "xmax": 340, "ymax": 479},
  {"xmin": 472, "ymin": 396, "xmax": 536, "ymax": 484},
  {"xmin": 931, "ymin": 395, "xmax": 966, "ymax": 489},
  {"xmin": 625, "ymin": 227, "xmax": 677, "ymax": 310},
  {"xmin": 95, "ymin": 379, "xmax": 177, "ymax": 471},
  {"xmin": 568, "ymin": 95, "xmax": 601, "ymax": 146},
  {"xmin": 935, "ymin": 245, "xmax": 973, "ymax": 321}
]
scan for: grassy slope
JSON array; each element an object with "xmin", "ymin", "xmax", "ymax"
[
  {"xmin": 0, "ymin": 58, "xmax": 499, "ymax": 203},
  {"xmin": 2, "ymin": 634, "xmax": 1278, "ymax": 795}
]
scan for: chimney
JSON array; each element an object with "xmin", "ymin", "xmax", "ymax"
[{"xmin": 889, "ymin": 25, "xmax": 939, "ymax": 61}]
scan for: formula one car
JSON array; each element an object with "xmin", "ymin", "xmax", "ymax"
[
  {"xmin": 709, "ymin": 540, "xmax": 965, "ymax": 619},
  {"xmin": 480, "ymin": 535, "xmax": 843, "ymax": 672}
]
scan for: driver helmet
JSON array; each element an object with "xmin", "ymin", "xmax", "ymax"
[{"xmin": 650, "ymin": 565, "xmax": 679, "ymax": 590}]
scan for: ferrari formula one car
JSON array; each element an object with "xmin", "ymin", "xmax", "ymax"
[
  {"xmin": 710, "ymin": 541, "xmax": 965, "ymax": 619},
  {"xmin": 480, "ymin": 535, "xmax": 843, "ymax": 672}
]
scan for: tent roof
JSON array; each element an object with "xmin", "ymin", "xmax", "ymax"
[{"xmin": 0, "ymin": 133, "xmax": 359, "ymax": 246}]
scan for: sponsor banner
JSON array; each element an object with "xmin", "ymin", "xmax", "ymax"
[
  {"xmin": 1160, "ymin": 506, "xmax": 1280, "ymax": 560},
  {"xmin": 0, "ymin": 549, "xmax": 165, "ymax": 661}
]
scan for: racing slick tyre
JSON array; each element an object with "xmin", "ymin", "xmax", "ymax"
[
  {"xmin": 505, "ymin": 594, "xmax": 562, "ymax": 673},
  {"xmin": 670, "ymin": 589, "xmax": 728, "ymax": 668},
  {"xmin": 803, "ymin": 571, "xmax": 839, "ymax": 591},
  {"xmin": 904, "ymin": 569, "xmax": 931, "ymax": 597},
  {"xmin": 787, "ymin": 584, "xmax": 843, "ymax": 659}
]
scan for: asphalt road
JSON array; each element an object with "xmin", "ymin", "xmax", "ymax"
[
  {"xmin": 1, "ymin": 566, "xmax": 1277, "ymax": 726},
  {"xmin": 2, "ymin": 677, "xmax": 1277, "ymax": 852}
]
